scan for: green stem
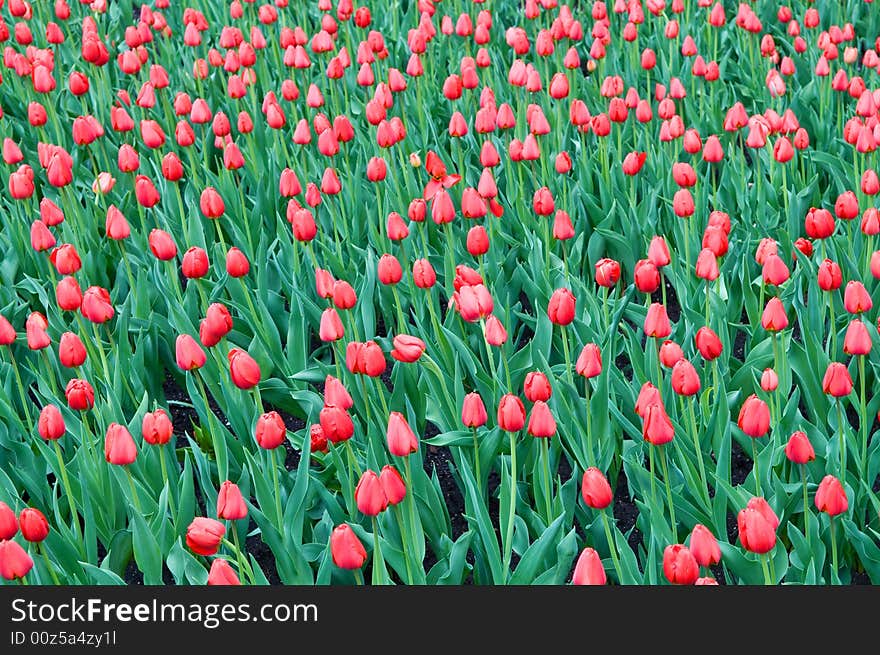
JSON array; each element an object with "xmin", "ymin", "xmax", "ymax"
[
  {"xmin": 541, "ymin": 438, "xmax": 553, "ymax": 524},
  {"xmin": 53, "ymin": 440, "xmax": 84, "ymax": 553},
  {"xmin": 502, "ymin": 430, "xmax": 519, "ymax": 577},
  {"xmin": 837, "ymin": 400, "xmax": 847, "ymax": 480},
  {"xmin": 403, "ymin": 456, "xmax": 419, "ymax": 575},
  {"xmin": 371, "ymin": 516, "xmax": 385, "ymax": 585},
  {"xmin": 802, "ymin": 465, "xmax": 811, "ymax": 550},
  {"xmin": 230, "ymin": 523, "xmax": 251, "ymax": 585},
  {"xmin": 270, "ymin": 447, "xmax": 284, "ymax": 533},
  {"xmin": 585, "ymin": 380, "xmax": 595, "ymax": 467},
  {"xmin": 601, "ymin": 510, "xmax": 623, "ymax": 584},
  {"xmin": 830, "ymin": 518, "xmax": 840, "ymax": 584},
  {"xmin": 660, "ymin": 444, "xmax": 677, "ymax": 543},
  {"xmin": 689, "ymin": 399, "xmax": 711, "ymax": 510},
  {"xmin": 860, "ymin": 355, "xmax": 868, "ymax": 477},
  {"xmin": 8, "ymin": 350, "xmax": 34, "ymax": 428},
  {"xmin": 40, "ymin": 543, "xmax": 61, "ymax": 585},
  {"xmin": 472, "ymin": 426, "xmax": 481, "ymax": 487},
  {"xmin": 125, "ymin": 467, "xmax": 142, "ymax": 513},
  {"xmin": 760, "ymin": 552, "xmax": 772, "ymax": 585},
  {"xmin": 752, "ymin": 438, "xmax": 761, "ymax": 497},
  {"xmin": 159, "ymin": 445, "xmax": 176, "ymax": 517},
  {"xmin": 560, "ymin": 326, "xmax": 574, "ymax": 387}
]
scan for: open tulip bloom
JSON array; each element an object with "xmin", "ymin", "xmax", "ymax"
[{"xmin": 0, "ymin": 0, "xmax": 879, "ymax": 590}]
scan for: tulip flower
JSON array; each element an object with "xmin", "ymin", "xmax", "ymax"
[
  {"xmin": 0, "ymin": 501, "xmax": 17, "ymax": 541},
  {"xmin": 186, "ymin": 517, "xmax": 226, "ymax": 556},
  {"xmin": 330, "ymin": 524, "xmax": 367, "ymax": 573},
  {"xmin": 386, "ymin": 411, "xmax": 418, "ymax": 457},
  {"xmin": 228, "ymin": 348, "xmax": 261, "ymax": 390},
  {"xmin": 663, "ymin": 544, "xmax": 700, "ymax": 585},
  {"xmin": 572, "ymin": 547, "xmax": 607, "ymax": 585},
  {"xmin": 355, "ymin": 470, "xmax": 388, "ymax": 516},
  {"xmin": 217, "ymin": 481, "xmax": 248, "ymax": 521},
  {"xmin": 689, "ymin": 524, "xmax": 721, "ymax": 568},
  {"xmin": 0, "ymin": 540, "xmax": 33, "ymax": 581},
  {"xmin": 207, "ymin": 558, "xmax": 241, "ymax": 586},
  {"xmin": 19, "ymin": 508, "xmax": 49, "ymax": 543}
]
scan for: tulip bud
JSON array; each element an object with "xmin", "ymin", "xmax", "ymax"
[
  {"xmin": 581, "ymin": 467, "xmax": 613, "ymax": 509},
  {"xmin": 228, "ymin": 348, "xmax": 261, "ymax": 389},
  {"xmin": 663, "ymin": 544, "xmax": 700, "ymax": 585},
  {"xmin": 784, "ymin": 430, "xmax": 815, "ymax": 464},
  {"xmin": 38, "ymin": 404, "xmax": 66, "ymax": 441},
  {"xmin": 461, "ymin": 392, "xmax": 488, "ymax": 428},
  {"xmin": 547, "ymin": 288, "xmax": 576, "ymax": 325},
  {"xmin": 387, "ymin": 411, "xmax": 418, "ymax": 457},
  {"xmin": 572, "ymin": 547, "xmax": 607, "ymax": 585},
  {"xmin": 19, "ymin": 508, "xmax": 49, "ymax": 543},
  {"xmin": 207, "ymin": 558, "xmax": 241, "ymax": 585},
  {"xmin": 330, "ymin": 524, "xmax": 367, "ymax": 569},
  {"xmin": 379, "ymin": 465, "xmax": 406, "ymax": 505},
  {"xmin": 688, "ymin": 524, "xmax": 721, "ymax": 567},
  {"xmin": 217, "ymin": 480, "xmax": 248, "ymax": 520},
  {"xmin": 186, "ymin": 517, "xmax": 226, "ymax": 556},
  {"xmin": 815, "ymin": 475, "xmax": 848, "ymax": 516},
  {"xmin": 355, "ymin": 470, "xmax": 388, "ymax": 516},
  {"xmin": 497, "ymin": 393, "xmax": 526, "ymax": 432},
  {"xmin": 523, "ymin": 371, "xmax": 552, "ymax": 402},
  {"xmin": 822, "ymin": 362, "xmax": 853, "ymax": 397},
  {"xmin": 255, "ymin": 411, "xmax": 286, "ymax": 449},
  {"xmin": 0, "ymin": 540, "xmax": 33, "ymax": 580},
  {"xmin": 0, "ymin": 501, "xmax": 17, "ymax": 540},
  {"xmin": 319, "ymin": 405, "xmax": 354, "ymax": 443}
]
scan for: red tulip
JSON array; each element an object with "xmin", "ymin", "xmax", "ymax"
[
  {"xmin": 0, "ymin": 501, "xmax": 17, "ymax": 540},
  {"xmin": 737, "ymin": 507, "xmax": 777, "ymax": 554},
  {"xmin": 461, "ymin": 392, "xmax": 488, "ymax": 428},
  {"xmin": 688, "ymin": 524, "xmax": 721, "ymax": 567},
  {"xmin": 642, "ymin": 401, "xmax": 675, "ymax": 445},
  {"xmin": 355, "ymin": 470, "xmax": 388, "ymax": 516},
  {"xmin": 176, "ymin": 334, "xmax": 206, "ymax": 371},
  {"xmin": 226, "ymin": 247, "xmax": 250, "ymax": 277},
  {"xmin": 843, "ymin": 319, "xmax": 872, "ymax": 355},
  {"xmin": 105, "ymin": 423, "xmax": 137, "ymax": 465},
  {"xmin": 581, "ymin": 467, "xmax": 613, "ymax": 509},
  {"xmin": 324, "ymin": 375, "xmax": 353, "ymax": 410},
  {"xmin": 815, "ymin": 475, "xmax": 848, "ymax": 516},
  {"xmin": 572, "ymin": 547, "xmax": 607, "ymax": 585},
  {"xmin": 497, "ymin": 393, "xmax": 526, "ymax": 432},
  {"xmin": 644, "ymin": 303, "xmax": 672, "ymax": 338},
  {"xmin": 595, "ymin": 258, "xmax": 621, "ymax": 287},
  {"xmin": 822, "ymin": 362, "xmax": 853, "ymax": 397},
  {"xmin": 576, "ymin": 343, "xmax": 602, "ymax": 378},
  {"xmin": 663, "ymin": 544, "xmax": 700, "ymax": 585},
  {"xmin": 843, "ymin": 280, "xmax": 872, "ymax": 314},
  {"xmin": 319, "ymin": 405, "xmax": 354, "ymax": 443},
  {"xmin": 38, "ymin": 404, "xmax": 65, "ymax": 441},
  {"xmin": 207, "ymin": 558, "xmax": 241, "ymax": 586},
  {"xmin": 18, "ymin": 508, "xmax": 49, "ymax": 543},
  {"xmin": 142, "ymin": 409, "xmax": 173, "ymax": 446},
  {"xmin": 523, "ymin": 371, "xmax": 552, "ymax": 402},
  {"xmin": 738, "ymin": 394, "xmax": 771, "ymax": 438},
  {"xmin": 228, "ymin": 348, "xmax": 261, "ymax": 389},
  {"xmin": 785, "ymin": 431, "xmax": 816, "ymax": 464},
  {"xmin": 330, "ymin": 524, "xmax": 367, "ymax": 569},
  {"xmin": 319, "ymin": 307, "xmax": 345, "ymax": 342},
  {"xmin": 390, "ymin": 334, "xmax": 425, "ymax": 362},
  {"xmin": 527, "ymin": 401, "xmax": 557, "ymax": 438},
  {"xmin": 547, "ymin": 288, "xmax": 576, "ymax": 325},
  {"xmin": 761, "ymin": 297, "xmax": 788, "ymax": 331},
  {"xmin": 671, "ymin": 359, "xmax": 700, "ymax": 396},
  {"xmin": 0, "ymin": 540, "xmax": 33, "ymax": 580},
  {"xmin": 186, "ymin": 517, "xmax": 226, "ymax": 556},
  {"xmin": 65, "ymin": 379, "xmax": 95, "ymax": 410},
  {"xmin": 386, "ymin": 411, "xmax": 418, "ymax": 457},
  {"xmin": 58, "ymin": 332, "xmax": 86, "ymax": 368},
  {"xmin": 379, "ymin": 465, "xmax": 407, "ymax": 505},
  {"xmin": 255, "ymin": 411, "xmax": 286, "ymax": 450},
  {"xmin": 148, "ymin": 229, "xmax": 177, "ymax": 260},
  {"xmin": 217, "ymin": 480, "xmax": 248, "ymax": 520}
]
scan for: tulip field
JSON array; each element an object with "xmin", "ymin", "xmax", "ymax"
[{"xmin": 2, "ymin": 0, "xmax": 880, "ymax": 587}]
